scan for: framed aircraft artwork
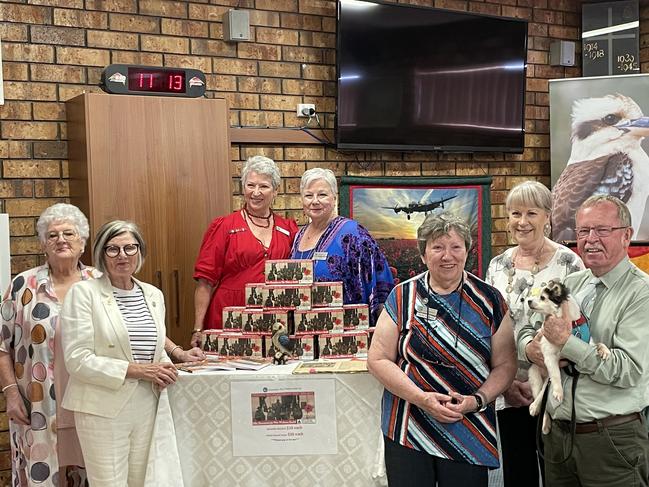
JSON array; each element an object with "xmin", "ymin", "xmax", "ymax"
[{"xmin": 339, "ymin": 176, "xmax": 492, "ymax": 283}]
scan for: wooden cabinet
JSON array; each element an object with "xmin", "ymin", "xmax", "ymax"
[{"xmin": 67, "ymin": 93, "xmax": 231, "ymax": 346}]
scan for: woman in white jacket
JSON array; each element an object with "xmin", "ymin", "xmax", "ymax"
[{"xmin": 61, "ymin": 220, "xmax": 178, "ymax": 487}]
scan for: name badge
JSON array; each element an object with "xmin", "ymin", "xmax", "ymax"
[
  {"xmin": 313, "ymin": 251, "xmax": 328, "ymax": 260},
  {"xmin": 275, "ymin": 226, "xmax": 290, "ymax": 236}
]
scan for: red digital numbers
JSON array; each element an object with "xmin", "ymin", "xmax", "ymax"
[
  {"xmin": 128, "ymin": 68, "xmax": 186, "ymax": 94},
  {"xmin": 168, "ymin": 75, "xmax": 183, "ymax": 91}
]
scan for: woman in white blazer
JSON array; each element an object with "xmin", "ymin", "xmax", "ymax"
[{"xmin": 61, "ymin": 220, "xmax": 179, "ymax": 487}]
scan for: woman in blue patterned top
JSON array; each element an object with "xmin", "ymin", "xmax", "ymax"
[
  {"xmin": 368, "ymin": 212, "xmax": 516, "ymax": 487},
  {"xmin": 290, "ymin": 168, "xmax": 394, "ymax": 324}
]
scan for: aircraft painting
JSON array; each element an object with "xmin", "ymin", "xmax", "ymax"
[{"xmin": 381, "ymin": 195, "xmax": 457, "ymax": 219}]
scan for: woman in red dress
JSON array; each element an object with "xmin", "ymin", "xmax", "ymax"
[{"xmin": 191, "ymin": 156, "xmax": 298, "ymax": 343}]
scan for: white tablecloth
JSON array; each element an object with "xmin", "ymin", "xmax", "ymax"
[{"xmin": 168, "ymin": 364, "xmax": 387, "ymax": 487}]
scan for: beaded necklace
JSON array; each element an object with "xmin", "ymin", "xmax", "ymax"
[
  {"xmin": 242, "ymin": 205, "xmax": 273, "ymax": 229},
  {"xmin": 505, "ymin": 240, "xmax": 545, "ymax": 293}
]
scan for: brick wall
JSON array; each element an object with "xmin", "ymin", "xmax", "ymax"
[{"xmin": 0, "ymin": 0, "xmax": 595, "ymax": 484}]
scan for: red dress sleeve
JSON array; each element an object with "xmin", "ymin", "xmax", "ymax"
[{"xmin": 193, "ymin": 216, "xmax": 230, "ymax": 286}]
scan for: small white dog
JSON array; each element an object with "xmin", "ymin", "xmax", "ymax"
[{"xmin": 526, "ymin": 280, "xmax": 611, "ymax": 433}]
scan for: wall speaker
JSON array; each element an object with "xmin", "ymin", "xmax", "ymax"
[
  {"xmin": 550, "ymin": 40, "xmax": 575, "ymax": 67},
  {"xmin": 223, "ymin": 10, "xmax": 250, "ymax": 42}
]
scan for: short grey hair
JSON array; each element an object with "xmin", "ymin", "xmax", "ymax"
[
  {"xmin": 417, "ymin": 212, "xmax": 472, "ymax": 256},
  {"xmin": 92, "ymin": 220, "xmax": 147, "ymax": 274},
  {"xmin": 578, "ymin": 194, "xmax": 632, "ymax": 228},
  {"xmin": 300, "ymin": 168, "xmax": 338, "ymax": 196},
  {"xmin": 36, "ymin": 203, "xmax": 90, "ymax": 244},
  {"xmin": 241, "ymin": 155, "xmax": 281, "ymax": 190},
  {"xmin": 505, "ymin": 181, "xmax": 552, "ymax": 214}
]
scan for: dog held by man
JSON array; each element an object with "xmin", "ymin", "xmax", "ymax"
[{"xmin": 526, "ymin": 280, "xmax": 610, "ymax": 433}]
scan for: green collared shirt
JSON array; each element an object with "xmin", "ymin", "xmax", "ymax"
[{"xmin": 518, "ymin": 257, "xmax": 649, "ymax": 421}]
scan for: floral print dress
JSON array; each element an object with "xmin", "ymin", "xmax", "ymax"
[
  {"xmin": 485, "ymin": 245, "xmax": 584, "ymax": 408},
  {"xmin": 0, "ymin": 264, "xmax": 100, "ymax": 487}
]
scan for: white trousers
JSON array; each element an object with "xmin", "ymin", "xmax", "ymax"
[{"xmin": 74, "ymin": 381, "xmax": 158, "ymax": 487}]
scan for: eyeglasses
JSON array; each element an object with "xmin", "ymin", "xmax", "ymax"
[
  {"xmin": 46, "ymin": 230, "xmax": 78, "ymax": 242},
  {"xmin": 575, "ymin": 226, "xmax": 628, "ymax": 239},
  {"xmin": 104, "ymin": 244, "xmax": 139, "ymax": 258}
]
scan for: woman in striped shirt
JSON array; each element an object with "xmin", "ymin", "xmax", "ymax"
[
  {"xmin": 61, "ymin": 221, "xmax": 179, "ymax": 487},
  {"xmin": 368, "ymin": 212, "xmax": 517, "ymax": 487}
]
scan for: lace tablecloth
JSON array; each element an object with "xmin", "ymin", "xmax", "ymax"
[{"xmin": 168, "ymin": 364, "xmax": 387, "ymax": 487}]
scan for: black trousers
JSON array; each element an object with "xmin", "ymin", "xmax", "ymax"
[
  {"xmin": 384, "ymin": 435, "xmax": 488, "ymax": 487},
  {"xmin": 497, "ymin": 406, "xmax": 544, "ymax": 487}
]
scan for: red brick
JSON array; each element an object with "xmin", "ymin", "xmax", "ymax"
[
  {"xmin": 56, "ymin": 47, "xmax": 110, "ymax": 66},
  {"xmin": 249, "ymin": 10, "xmax": 281, "ymax": 27},
  {"xmin": 2, "ymin": 43, "xmax": 55, "ymax": 63},
  {"xmin": 140, "ymin": 0, "xmax": 187, "ymax": 18},
  {"xmin": 257, "ymin": 27, "xmax": 299, "ymax": 46},
  {"xmin": 112, "ymin": 51, "xmax": 164, "ymax": 66},
  {"xmin": 85, "ymin": 0, "xmax": 137, "ymax": 12},
  {"xmin": 3, "ymin": 160, "xmax": 61, "ymax": 179},
  {"xmin": 30, "ymin": 26, "xmax": 86, "ymax": 46},
  {"xmin": 0, "ymin": 4, "xmax": 51, "ymax": 24},
  {"xmin": 88, "ymin": 30, "xmax": 139, "ymax": 50},
  {"xmin": 298, "ymin": 0, "xmax": 336, "ymax": 16},
  {"xmin": 164, "ymin": 54, "xmax": 212, "ymax": 73},
  {"xmin": 191, "ymin": 39, "xmax": 237, "ymax": 57},
  {"xmin": 280, "ymin": 13, "xmax": 322, "ymax": 31},
  {"xmin": 3, "ymin": 82, "xmax": 57, "ymax": 101},
  {"xmin": 109, "ymin": 13, "xmax": 160, "ymax": 33},
  {"xmin": 187, "ymin": 4, "xmax": 228, "ymax": 21},
  {"xmin": 141, "ymin": 35, "xmax": 189, "ymax": 54},
  {"xmin": 54, "ymin": 9, "xmax": 108, "ymax": 29},
  {"xmin": 0, "ymin": 23, "xmax": 29, "ymax": 42},
  {"xmin": 1, "ymin": 122, "xmax": 59, "ymax": 141},
  {"xmin": 161, "ymin": 18, "xmax": 208, "ymax": 37},
  {"xmin": 33, "ymin": 103, "xmax": 66, "ymax": 121},
  {"xmin": 0, "ymin": 102, "xmax": 32, "ymax": 121},
  {"xmin": 259, "ymin": 61, "xmax": 301, "ymax": 78},
  {"xmin": 5, "ymin": 199, "xmax": 64, "ymax": 218},
  {"xmin": 257, "ymin": 0, "xmax": 297, "ymax": 12},
  {"xmin": 0, "ymin": 181, "xmax": 32, "ymax": 199},
  {"xmin": 282, "ymin": 46, "xmax": 323, "ymax": 63},
  {"xmin": 2, "ymin": 62, "xmax": 29, "ymax": 81}
]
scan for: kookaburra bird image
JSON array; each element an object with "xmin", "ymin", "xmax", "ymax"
[
  {"xmin": 271, "ymin": 322, "xmax": 293, "ymax": 365},
  {"xmin": 551, "ymin": 94, "xmax": 649, "ymax": 241}
]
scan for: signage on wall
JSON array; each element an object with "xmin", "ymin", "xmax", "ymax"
[
  {"xmin": 582, "ymin": 0, "xmax": 639, "ymax": 76},
  {"xmin": 100, "ymin": 64, "xmax": 206, "ymax": 97}
]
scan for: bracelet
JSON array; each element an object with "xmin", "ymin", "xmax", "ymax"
[
  {"xmin": 2, "ymin": 383, "xmax": 17, "ymax": 392},
  {"xmin": 168, "ymin": 345, "xmax": 183, "ymax": 358},
  {"xmin": 191, "ymin": 329, "xmax": 203, "ymax": 334}
]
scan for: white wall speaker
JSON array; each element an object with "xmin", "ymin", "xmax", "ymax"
[
  {"xmin": 223, "ymin": 10, "xmax": 250, "ymax": 42},
  {"xmin": 550, "ymin": 40, "xmax": 575, "ymax": 67}
]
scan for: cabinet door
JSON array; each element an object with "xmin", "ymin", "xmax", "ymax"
[
  {"xmin": 69, "ymin": 94, "xmax": 232, "ymax": 347},
  {"xmin": 159, "ymin": 98, "xmax": 232, "ymax": 345}
]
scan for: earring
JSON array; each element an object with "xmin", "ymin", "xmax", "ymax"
[{"xmin": 544, "ymin": 222, "xmax": 551, "ymax": 237}]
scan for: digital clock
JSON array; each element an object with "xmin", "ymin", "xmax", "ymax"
[{"xmin": 100, "ymin": 64, "xmax": 206, "ymax": 98}]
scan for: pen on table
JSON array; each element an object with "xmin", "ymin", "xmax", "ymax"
[{"xmin": 177, "ymin": 367, "xmax": 193, "ymax": 373}]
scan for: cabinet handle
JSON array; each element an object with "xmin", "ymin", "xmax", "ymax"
[
  {"xmin": 155, "ymin": 270, "xmax": 162, "ymax": 292},
  {"xmin": 173, "ymin": 269, "xmax": 180, "ymax": 326}
]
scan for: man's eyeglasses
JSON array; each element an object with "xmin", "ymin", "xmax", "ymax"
[
  {"xmin": 46, "ymin": 230, "xmax": 78, "ymax": 242},
  {"xmin": 575, "ymin": 226, "xmax": 628, "ymax": 239},
  {"xmin": 104, "ymin": 244, "xmax": 140, "ymax": 258}
]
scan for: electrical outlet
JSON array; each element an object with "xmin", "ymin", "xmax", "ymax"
[{"xmin": 297, "ymin": 103, "xmax": 316, "ymax": 117}]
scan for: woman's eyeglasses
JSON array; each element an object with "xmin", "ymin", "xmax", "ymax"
[
  {"xmin": 104, "ymin": 244, "xmax": 139, "ymax": 258},
  {"xmin": 46, "ymin": 230, "xmax": 78, "ymax": 242}
]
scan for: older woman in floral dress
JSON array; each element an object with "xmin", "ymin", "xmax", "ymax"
[{"xmin": 0, "ymin": 204, "xmax": 101, "ymax": 487}]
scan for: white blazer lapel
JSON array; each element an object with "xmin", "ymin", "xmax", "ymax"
[{"xmin": 99, "ymin": 277, "xmax": 134, "ymax": 360}]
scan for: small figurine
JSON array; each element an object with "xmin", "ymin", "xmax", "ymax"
[{"xmin": 271, "ymin": 322, "xmax": 292, "ymax": 365}]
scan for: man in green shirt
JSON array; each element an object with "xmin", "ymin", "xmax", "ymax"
[{"xmin": 519, "ymin": 194, "xmax": 649, "ymax": 487}]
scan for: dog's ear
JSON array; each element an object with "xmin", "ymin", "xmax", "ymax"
[{"xmin": 547, "ymin": 282, "xmax": 569, "ymax": 306}]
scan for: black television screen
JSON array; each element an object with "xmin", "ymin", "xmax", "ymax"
[{"xmin": 336, "ymin": 0, "xmax": 528, "ymax": 152}]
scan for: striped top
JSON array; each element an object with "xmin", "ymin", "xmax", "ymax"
[
  {"xmin": 113, "ymin": 284, "xmax": 158, "ymax": 363},
  {"xmin": 381, "ymin": 271, "xmax": 507, "ymax": 468}
]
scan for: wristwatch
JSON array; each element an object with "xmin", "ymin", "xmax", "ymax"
[{"xmin": 472, "ymin": 392, "xmax": 488, "ymax": 413}]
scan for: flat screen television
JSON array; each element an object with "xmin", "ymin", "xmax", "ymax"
[{"xmin": 336, "ymin": 0, "xmax": 528, "ymax": 152}]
